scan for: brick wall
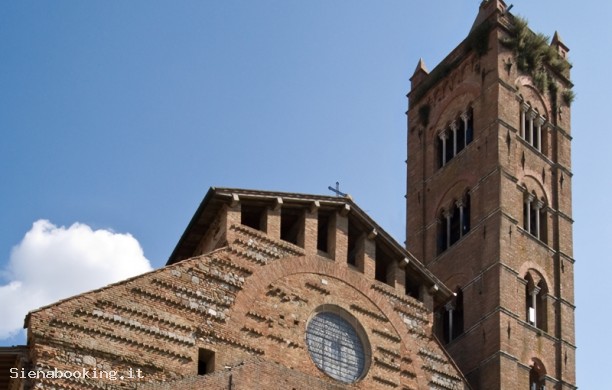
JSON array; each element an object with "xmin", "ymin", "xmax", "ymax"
[{"xmin": 25, "ymin": 218, "xmax": 467, "ymax": 389}]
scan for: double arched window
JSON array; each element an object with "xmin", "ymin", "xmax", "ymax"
[
  {"xmin": 529, "ymin": 358, "xmax": 547, "ymax": 390},
  {"xmin": 437, "ymin": 191, "xmax": 471, "ymax": 254},
  {"xmin": 436, "ymin": 108, "xmax": 474, "ymax": 168},
  {"xmin": 523, "ymin": 190, "xmax": 547, "ymax": 244},
  {"xmin": 524, "ymin": 271, "xmax": 548, "ymax": 332}
]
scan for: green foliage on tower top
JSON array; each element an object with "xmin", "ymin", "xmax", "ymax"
[{"xmin": 501, "ymin": 16, "xmax": 574, "ymax": 106}]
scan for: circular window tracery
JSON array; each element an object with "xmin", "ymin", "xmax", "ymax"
[{"xmin": 305, "ymin": 310, "xmax": 368, "ymax": 383}]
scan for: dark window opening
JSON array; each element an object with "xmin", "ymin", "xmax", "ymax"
[
  {"xmin": 523, "ymin": 112, "xmax": 530, "ymax": 142},
  {"xmin": 280, "ymin": 208, "xmax": 301, "ymax": 246},
  {"xmin": 347, "ymin": 221, "xmax": 360, "ymax": 266},
  {"xmin": 198, "ymin": 348, "xmax": 215, "ymax": 375},
  {"xmin": 436, "ymin": 137, "xmax": 444, "ymax": 168},
  {"xmin": 539, "ymin": 208, "xmax": 547, "ymax": 244},
  {"xmin": 438, "ymin": 211, "xmax": 448, "ymax": 254},
  {"xmin": 241, "ymin": 205, "xmax": 265, "ymax": 231},
  {"xmin": 541, "ymin": 129, "xmax": 548, "ymax": 156},
  {"xmin": 374, "ymin": 243, "xmax": 393, "ymax": 287},
  {"xmin": 405, "ymin": 272, "xmax": 421, "ymax": 300},
  {"xmin": 536, "ymin": 281, "xmax": 547, "ymax": 331},
  {"xmin": 445, "ymin": 135, "xmax": 454, "ymax": 163},
  {"xmin": 457, "ymin": 120, "xmax": 466, "ymax": 154},
  {"xmin": 452, "ymin": 290, "xmax": 464, "ymax": 338},
  {"xmin": 466, "ymin": 109, "xmax": 474, "ymax": 144},
  {"xmin": 525, "ymin": 279, "xmax": 533, "ymax": 325},
  {"xmin": 450, "ymin": 206, "xmax": 461, "ymax": 245},
  {"xmin": 463, "ymin": 193, "xmax": 471, "ymax": 234},
  {"xmin": 317, "ymin": 213, "xmax": 330, "ymax": 253}
]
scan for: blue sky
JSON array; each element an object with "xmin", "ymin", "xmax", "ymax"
[{"xmin": 0, "ymin": 1, "xmax": 609, "ymax": 387}]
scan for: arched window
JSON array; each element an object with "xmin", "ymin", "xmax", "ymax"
[
  {"xmin": 436, "ymin": 130, "xmax": 449, "ymax": 168},
  {"xmin": 529, "ymin": 359, "xmax": 546, "ymax": 390},
  {"xmin": 437, "ymin": 191, "xmax": 471, "ymax": 254},
  {"xmin": 437, "ymin": 209, "xmax": 448, "ymax": 254},
  {"xmin": 465, "ymin": 107, "xmax": 474, "ymax": 144},
  {"xmin": 519, "ymin": 101, "xmax": 547, "ymax": 155},
  {"xmin": 525, "ymin": 273, "xmax": 548, "ymax": 332},
  {"xmin": 442, "ymin": 288, "xmax": 464, "ymax": 344},
  {"xmin": 523, "ymin": 190, "xmax": 547, "ymax": 244},
  {"xmin": 462, "ymin": 192, "xmax": 471, "ymax": 235},
  {"xmin": 436, "ymin": 107, "xmax": 474, "ymax": 169},
  {"xmin": 456, "ymin": 118, "xmax": 466, "ymax": 154}
]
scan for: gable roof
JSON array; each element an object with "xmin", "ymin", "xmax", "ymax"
[{"xmin": 167, "ymin": 187, "xmax": 454, "ymax": 304}]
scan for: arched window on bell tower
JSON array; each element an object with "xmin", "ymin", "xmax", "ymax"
[
  {"xmin": 519, "ymin": 100, "xmax": 548, "ymax": 156},
  {"xmin": 437, "ymin": 210, "xmax": 446, "ymax": 254},
  {"xmin": 435, "ymin": 107, "xmax": 475, "ymax": 170},
  {"xmin": 525, "ymin": 272, "xmax": 548, "ymax": 332},
  {"xmin": 436, "ymin": 190, "xmax": 472, "ymax": 254},
  {"xmin": 442, "ymin": 287, "xmax": 464, "ymax": 344},
  {"xmin": 529, "ymin": 358, "xmax": 546, "ymax": 390},
  {"xmin": 523, "ymin": 190, "xmax": 548, "ymax": 244}
]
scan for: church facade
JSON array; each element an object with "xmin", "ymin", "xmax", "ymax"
[{"xmin": 1, "ymin": 1, "xmax": 575, "ymax": 389}]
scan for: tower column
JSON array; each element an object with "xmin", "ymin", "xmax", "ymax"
[
  {"xmin": 456, "ymin": 200, "xmax": 464, "ymax": 238},
  {"xmin": 527, "ymin": 110, "xmax": 537, "ymax": 144},
  {"xmin": 525, "ymin": 193, "xmax": 534, "ymax": 233},
  {"xmin": 520, "ymin": 102, "xmax": 529, "ymax": 139},
  {"xmin": 445, "ymin": 301, "xmax": 455, "ymax": 342},
  {"xmin": 534, "ymin": 200, "xmax": 543, "ymax": 239},
  {"xmin": 529, "ymin": 285, "xmax": 541, "ymax": 325},
  {"xmin": 535, "ymin": 116, "xmax": 545, "ymax": 152},
  {"xmin": 355, "ymin": 230, "xmax": 377, "ymax": 279},
  {"xmin": 444, "ymin": 209, "xmax": 452, "ymax": 248},
  {"xmin": 329, "ymin": 206, "xmax": 350, "ymax": 263},
  {"xmin": 439, "ymin": 131, "xmax": 449, "ymax": 166}
]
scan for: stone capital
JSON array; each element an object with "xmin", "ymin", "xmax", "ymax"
[
  {"xmin": 529, "ymin": 285, "xmax": 541, "ymax": 296},
  {"xmin": 527, "ymin": 110, "xmax": 538, "ymax": 120},
  {"xmin": 521, "ymin": 101, "xmax": 530, "ymax": 112},
  {"xmin": 445, "ymin": 301, "xmax": 455, "ymax": 311}
]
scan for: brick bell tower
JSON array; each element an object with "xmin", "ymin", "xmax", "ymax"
[{"xmin": 405, "ymin": 1, "xmax": 576, "ymax": 390}]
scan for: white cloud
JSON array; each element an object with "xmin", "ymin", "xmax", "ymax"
[{"xmin": 0, "ymin": 220, "xmax": 153, "ymax": 340}]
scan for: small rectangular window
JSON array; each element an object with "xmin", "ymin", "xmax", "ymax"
[
  {"xmin": 347, "ymin": 220, "xmax": 359, "ymax": 266},
  {"xmin": 198, "ymin": 348, "xmax": 215, "ymax": 375},
  {"xmin": 241, "ymin": 205, "xmax": 265, "ymax": 231},
  {"xmin": 280, "ymin": 208, "xmax": 300, "ymax": 245},
  {"xmin": 317, "ymin": 213, "xmax": 329, "ymax": 253}
]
